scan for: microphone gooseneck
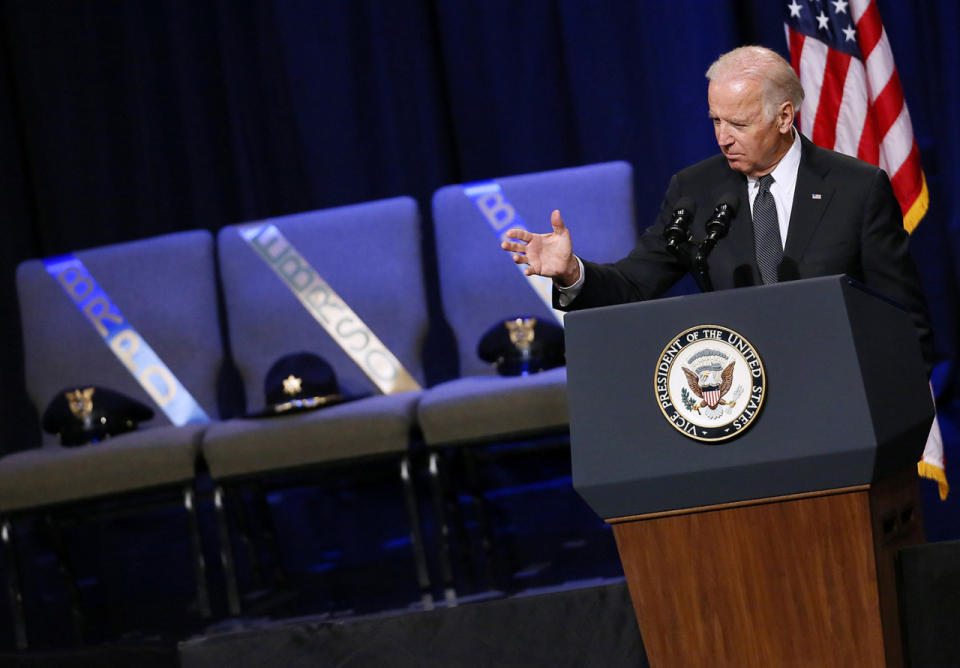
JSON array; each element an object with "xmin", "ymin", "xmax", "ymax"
[{"xmin": 693, "ymin": 193, "xmax": 740, "ymax": 293}]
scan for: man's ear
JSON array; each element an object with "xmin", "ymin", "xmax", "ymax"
[{"xmin": 778, "ymin": 101, "xmax": 795, "ymax": 134}]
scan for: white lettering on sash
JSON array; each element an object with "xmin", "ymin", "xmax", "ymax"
[{"xmin": 241, "ymin": 223, "xmax": 421, "ymax": 394}]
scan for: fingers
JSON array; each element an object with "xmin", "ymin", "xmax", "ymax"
[
  {"xmin": 502, "ymin": 228, "xmax": 532, "ymax": 243},
  {"xmin": 501, "ymin": 239, "xmax": 527, "ymax": 253},
  {"xmin": 550, "ymin": 209, "xmax": 565, "ymax": 233},
  {"xmin": 500, "ymin": 227, "xmax": 532, "ymax": 254}
]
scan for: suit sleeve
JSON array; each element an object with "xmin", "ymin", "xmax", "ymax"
[
  {"xmin": 860, "ymin": 168, "xmax": 935, "ymax": 370},
  {"xmin": 554, "ymin": 174, "xmax": 688, "ymax": 311}
]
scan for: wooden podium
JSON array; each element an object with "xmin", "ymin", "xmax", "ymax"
[{"xmin": 564, "ymin": 276, "xmax": 933, "ymax": 667}]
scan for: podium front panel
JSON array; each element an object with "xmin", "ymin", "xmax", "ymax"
[{"xmin": 565, "ymin": 275, "xmax": 930, "ymax": 519}]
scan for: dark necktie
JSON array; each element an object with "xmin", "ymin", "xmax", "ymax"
[{"xmin": 753, "ymin": 173, "xmax": 782, "ymax": 284}]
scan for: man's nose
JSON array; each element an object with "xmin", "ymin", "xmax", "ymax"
[{"xmin": 716, "ymin": 124, "xmax": 732, "ymax": 146}]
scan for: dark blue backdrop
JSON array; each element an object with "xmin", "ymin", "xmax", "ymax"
[{"xmin": 0, "ymin": 1, "xmax": 956, "ymax": 533}]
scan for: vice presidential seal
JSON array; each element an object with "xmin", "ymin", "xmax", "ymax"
[{"xmin": 655, "ymin": 325, "xmax": 765, "ymax": 442}]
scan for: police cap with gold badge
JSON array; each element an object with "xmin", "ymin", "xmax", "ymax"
[
  {"xmin": 42, "ymin": 386, "xmax": 154, "ymax": 447},
  {"xmin": 477, "ymin": 315, "xmax": 565, "ymax": 376},
  {"xmin": 252, "ymin": 351, "xmax": 357, "ymax": 417}
]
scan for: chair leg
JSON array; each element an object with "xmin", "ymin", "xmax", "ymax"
[
  {"xmin": 252, "ymin": 482, "xmax": 288, "ymax": 588},
  {"xmin": 428, "ymin": 452, "xmax": 458, "ymax": 606},
  {"xmin": 400, "ymin": 455, "xmax": 434, "ymax": 610},
  {"xmin": 183, "ymin": 486, "xmax": 212, "ymax": 619},
  {"xmin": 462, "ymin": 448, "xmax": 499, "ymax": 589},
  {"xmin": 42, "ymin": 513, "xmax": 84, "ymax": 645},
  {"xmin": 213, "ymin": 485, "xmax": 242, "ymax": 617},
  {"xmin": 2, "ymin": 518, "xmax": 28, "ymax": 650},
  {"xmin": 233, "ymin": 486, "xmax": 265, "ymax": 591}
]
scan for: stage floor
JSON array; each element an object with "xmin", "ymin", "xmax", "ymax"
[{"xmin": 1, "ymin": 443, "xmax": 957, "ymax": 665}]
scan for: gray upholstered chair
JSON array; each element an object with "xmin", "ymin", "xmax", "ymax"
[
  {"xmin": 420, "ymin": 162, "xmax": 639, "ymax": 597},
  {"xmin": 201, "ymin": 197, "xmax": 433, "ymax": 615},
  {"xmin": 0, "ymin": 230, "xmax": 221, "ymax": 648}
]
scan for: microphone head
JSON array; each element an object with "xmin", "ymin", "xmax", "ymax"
[
  {"xmin": 714, "ymin": 192, "xmax": 740, "ymax": 216},
  {"xmin": 674, "ymin": 196, "xmax": 696, "ymax": 216},
  {"xmin": 664, "ymin": 197, "xmax": 697, "ymax": 252},
  {"xmin": 704, "ymin": 192, "xmax": 739, "ymax": 241}
]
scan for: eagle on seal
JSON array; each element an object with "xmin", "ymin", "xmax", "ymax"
[{"xmin": 682, "ymin": 361, "xmax": 736, "ymax": 412}]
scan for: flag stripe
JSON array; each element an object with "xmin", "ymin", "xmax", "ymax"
[
  {"xmin": 857, "ymin": 105, "xmax": 880, "ymax": 164},
  {"xmin": 797, "ymin": 37, "xmax": 828, "ymax": 138},
  {"xmin": 855, "ymin": 1, "xmax": 883, "ymax": 59},
  {"xmin": 863, "ymin": 29, "xmax": 895, "ymax": 97},
  {"xmin": 850, "ymin": 0, "xmax": 869, "ymax": 23},
  {"xmin": 834, "ymin": 59, "xmax": 868, "ymax": 155},
  {"xmin": 789, "ymin": 28, "xmax": 805, "ymax": 73},
  {"xmin": 788, "ymin": 28, "xmax": 806, "ymax": 126},
  {"xmin": 871, "ymin": 72, "xmax": 906, "ymax": 143},
  {"xmin": 880, "ymin": 105, "xmax": 915, "ymax": 176},
  {"xmin": 890, "ymin": 141, "xmax": 924, "ymax": 214},
  {"xmin": 812, "ymin": 50, "xmax": 851, "ymax": 150}
]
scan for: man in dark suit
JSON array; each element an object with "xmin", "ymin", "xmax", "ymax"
[{"xmin": 500, "ymin": 45, "xmax": 933, "ymax": 365}]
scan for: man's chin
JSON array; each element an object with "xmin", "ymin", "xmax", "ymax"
[{"xmin": 724, "ymin": 156, "xmax": 749, "ymax": 175}]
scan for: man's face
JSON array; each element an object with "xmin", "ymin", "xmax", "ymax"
[{"xmin": 708, "ymin": 77, "xmax": 788, "ymax": 178}]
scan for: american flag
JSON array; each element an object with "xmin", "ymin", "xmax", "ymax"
[
  {"xmin": 785, "ymin": 1, "xmax": 947, "ymax": 499},
  {"xmin": 784, "ymin": 0, "xmax": 928, "ymax": 232}
]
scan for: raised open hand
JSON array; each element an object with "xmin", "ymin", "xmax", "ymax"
[{"xmin": 500, "ymin": 210, "xmax": 581, "ymax": 286}]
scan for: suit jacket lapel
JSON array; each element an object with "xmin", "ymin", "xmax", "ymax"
[
  {"xmin": 784, "ymin": 136, "xmax": 835, "ymax": 261},
  {"xmin": 717, "ymin": 168, "xmax": 754, "ymax": 272}
]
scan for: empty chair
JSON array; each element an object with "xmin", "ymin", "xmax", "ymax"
[
  {"xmin": 420, "ymin": 161, "xmax": 639, "ymax": 596},
  {"xmin": 0, "ymin": 230, "xmax": 221, "ymax": 648},
  {"xmin": 201, "ymin": 197, "xmax": 433, "ymax": 615}
]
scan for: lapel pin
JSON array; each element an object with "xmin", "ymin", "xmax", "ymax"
[{"xmin": 811, "ymin": 193, "xmax": 822, "ymax": 199}]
